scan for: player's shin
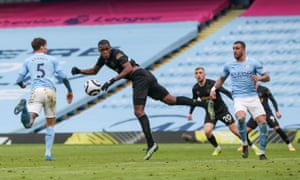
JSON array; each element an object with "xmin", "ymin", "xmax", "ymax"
[
  {"xmin": 258, "ymin": 123, "xmax": 267, "ymax": 153},
  {"xmin": 138, "ymin": 114, "xmax": 154, "ymax": 148},
  {"xmin": 275, "ymin": 128, "xmax": 289, "ymax": 144},
  {"xmin": 238, "ymin": 118, "xmax": 247, "ymax": 145},
  {"xmin": 21, "ymin": 111, "xmax": 30, "ymax": 128},
  {"xmin": 175, "ymin": 96, "xmax": 206, "ymax": 107},
  {"xmin": 45, "ymin": 127, "xmax": 55, "ymax": 156}
]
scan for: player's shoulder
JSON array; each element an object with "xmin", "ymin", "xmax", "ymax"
[
  {"xmin": 246, "ymin": 57, "xmax": 262, "ymax": 65},
  {"xmin": 206, "ymin": 79, "xmax": 215, "ymax": 84},
  {"xmin": 112, "ymin": 48, "xmax": 125, "ymax": 55},
  {"xmin": 224, "ymin": 59, "xmax": 235, "ymax": 67},
  {"xmin": 192, "ymin": 83, "xmax": 199, "ymax": 89},
  {"xmin": 112, "ymin": 48, "xmax": 127, "ymax": 59}
]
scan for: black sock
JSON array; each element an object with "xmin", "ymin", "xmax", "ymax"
[
  {"xmin": 247, "ymin": 134, "xmax": 253, "ymax": 146},
  {"xmin": 207, "ymin": 135, "xmax": 218, "ymax": 148},
  {"xmin": 276, "ymin": 128, "xmax": 290, "ymax": 144},
  {"xmin": 138, "ymin": 114, "xmax": 154, "ymax": 148},
  {"xmin": 176, "ymin": 96, "xmax": 206, "ymax": 107}
]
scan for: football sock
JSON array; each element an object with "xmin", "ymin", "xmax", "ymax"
[
  {"xmin": 207, "ymin": 135, "xmax": 218, "ymax": 148},
  {"xmin": 138, "ymin": 114, "xmax": 154, "ymax": 148},
  {"xmin": 21, "ymin": 110, "xmax": 30, "ymax": 127},
  {"xmin": 258, "ymin": 123, "xmax": 267, "ymax": 151},
  {"xmin": 247, "ymin": 134, "xmax": 253, "ymax": 146},
  {"xmin": 176, "ymin": 96, "xmax": 206, "ymax": 107},
  {"xmin": 238, "ymin": 118, "xmax": 247, "ymax": 145},
  {"xmin": 276, "ymin": 128, "xmax": 290, "ymax": 144},
  {"xmin": 45, "ymin": 127, "xmax": 55, "ymax": 156},
  {"xmin": 20, "ymin": 102, "xmax": 30, "ymax": 126}
]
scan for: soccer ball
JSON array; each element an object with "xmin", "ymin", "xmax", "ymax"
[{"xmin": 84, "ymin": 79, "xmax": 101, "ymax": 96}]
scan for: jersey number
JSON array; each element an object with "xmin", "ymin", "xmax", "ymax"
[
  {"xmin": 36, "ymin": 63, "xmax": 45, "ymax": 78},
  {"xmin": 222, "ymin": 114, "xmax": 233, "ymax": 123}
]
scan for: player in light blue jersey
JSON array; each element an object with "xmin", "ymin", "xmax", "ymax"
[
  {"xmin": 14, "ymin": 37, "xmax": 73, "ymax": 161},
  {"xmin": 210, "ymin": 41, "xmax": 270, "ymax": 160}
]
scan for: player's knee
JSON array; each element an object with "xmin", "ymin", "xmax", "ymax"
[
  {"xmin": 162, "ymin": 95, "xmax": 176, "ymax": 105},
  {"xmin": 237, "ymin": 117, "xmax": 246, "ymax": 124},
  {"xmin": 204, "ymin": 127, "xmax": 213, "ymax": 136},
  {"xmin": 134, "ymin": 110, "xmax": 144, "ymax": 117},
  {"xmin": 205, "ymin": 131, "xmax": 213, "ymax": 138}
]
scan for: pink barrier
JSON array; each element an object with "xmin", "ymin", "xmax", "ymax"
[
  {"xmin": 242, "ymin": 0, "xmax": 300, "ymax": 16},
  {"xmin": 0, "ymin": 0, "xmax": 230, "ymax": 28}
]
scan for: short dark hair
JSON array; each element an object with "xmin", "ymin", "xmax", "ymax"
[
  {"xmin": 194, "ymin": 66, "xmax": 205, "ymax": 72},
  {"xmin": 98, "ymin": 39, "xmax": 111, "ymax": 48},
  {"xmin": 234, "ymin": 40, "xmax": 246, "ymax": 49},
  {"xmin": 31, "ymin": 37, "xmax": 47, "ymax": 51}
]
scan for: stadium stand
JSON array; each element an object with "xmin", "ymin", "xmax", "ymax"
[
  {"xmin": 0, "ymin": 0, "xmax": 231, "ymax": 134},
  {"xmin": 0, "ymin": 0, "xmax": 231, "ymax": 28},
  {"xmin": 0, "ymin": 21, "xmax": 200, "ymax": 133},
  {"xmin": 1, "ymin": 0, "xmax": 300, "ymax": 137},
  {"xmin": 53, "ymin": 0, "xmax": 300, "ymax": 133}
]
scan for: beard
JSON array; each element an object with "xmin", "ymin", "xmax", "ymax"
[{"xmin": 234, "ymin": 53, "xmax": 243, "ymax": 60}]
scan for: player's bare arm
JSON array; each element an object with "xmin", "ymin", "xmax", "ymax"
[
  {"xmin": 252, "ymin": 72, "xmax": 270, "ymax": 83},
  {"xmin": 72, "ymin": 64, "xmax": 100, "ymax": 75},
  {"xmin": 114, "ymin": 61, "xmax": 134, "ymax": 81},
  {"xmin": 210, "ymin": 76, "xmax": 226, "ymax": 99}
]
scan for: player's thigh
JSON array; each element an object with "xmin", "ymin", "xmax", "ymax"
[
  {"xmin": 233, "ymin": 98, "xmax": 247, "ymax": 118},
  {"xmin": 148, "ymin": 83, "xmax": 169, "ymax": 101},
  {"xmin": 246, "ymin": 96, "xmax": 266, "ymax": 119},
  {"xmin": 204, "ymin": 114, "xmax": 217, "ymax": 129},
  {"xmin": 27, "ymin": 88, "xmax": 44, "ymax": 115},
  {"xmin": 132, "ymin": 78, "xmax": 150, "ymax": 105},
  {"xmin": 218, "ymin": 111, "xmax": 235, "ymax": 126},
  {"xmin": 44, "ymin": 88, "xmax": 56, "ymax": 118}
]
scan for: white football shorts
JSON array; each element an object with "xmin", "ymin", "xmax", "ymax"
[
  {"xmin": 28, "ymin": 87, "xmax": 56, "ymax": 118},
  {"xmin": 233, "ymin": 96, "xmax": 265, "ymax": 119}
]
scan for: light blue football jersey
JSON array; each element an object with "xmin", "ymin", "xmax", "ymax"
[
  {"xmin": 222, "ymin": 58, "xmax": 265, "ymax": 98},
  {"xmin": 16, "ymin": 53, "xmax": 67, "ymax": 91}
]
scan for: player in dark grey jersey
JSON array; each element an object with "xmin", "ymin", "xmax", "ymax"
[
  {"xmin": 245, "ymin": 85, "xmax": 296, "ymax": 152},
  {"xmin": 186, "ymin": 67, "xmax": 241, "ymax": 156},
  {"xmin": 71, "ymin": 40, "xmax": 215, "ymax": 160}
]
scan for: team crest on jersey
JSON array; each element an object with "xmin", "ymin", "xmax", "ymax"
[
  {"xmin": 245, "ymin": 64, "xmax": 251, "ymax": 69},
  {"xmin": 116, "ymin": 52, "xmax": 124, "ymax": 59}
]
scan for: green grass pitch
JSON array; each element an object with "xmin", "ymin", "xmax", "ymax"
[{"xmin": 0, "ymin": 143, "xmax": 299, "ymax": 179}]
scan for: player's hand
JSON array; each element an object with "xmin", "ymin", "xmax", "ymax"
[
  {"xmin": 66, "ymin": 92, "xmax": 73, "ymax": 104},
  {"xmin": 252, "ymin": 75, "xmax": 260, "ymax": 87},
  {"xmin": 71, "ymin": 67, "xmax": 81, "ymax": 75},
  {"xmin": 210, "ymin": 87, "xmax": 216, "ymax": 99},
  {"xmin": 276, "ymin": 111, "xmax": 282, "ymax": 119},
  {"xmin": 17, "ymin": 81, "xmax": 26, "ymax": 88},
  {"xmin": 101, "ymin": 78, "xmax": 116, "ymax": 91},
  {"xmin": 187, "ymin": 114, "xmax": 193, "ymax": 121}
]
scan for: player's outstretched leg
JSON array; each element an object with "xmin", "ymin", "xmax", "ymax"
[
  {"xmin": 14, "ymin": 99, "xmax": 26, "ymax": 115},
  {"xmin": 14, "ymin": 99, "xmax": 31, "ymax": 128},
  {"xmin": 175, "ymin": 96, "xmax": 215, "ymax": 121}
]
